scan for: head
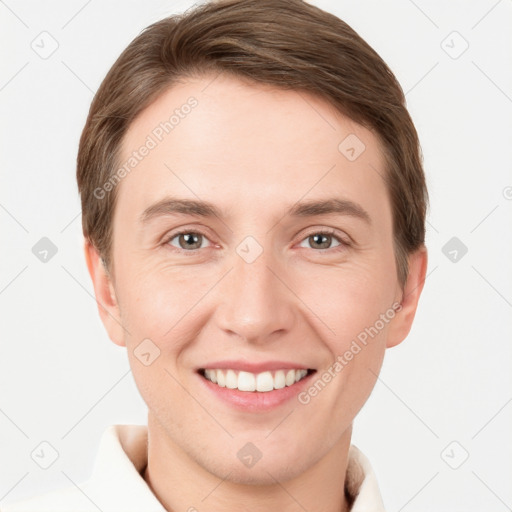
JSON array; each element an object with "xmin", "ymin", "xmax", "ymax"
[{"xmin": 79, "ymin": 0, "xmax": 428, "ymax": 484}]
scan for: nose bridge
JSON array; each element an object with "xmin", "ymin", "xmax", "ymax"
[{"xmin": 215, "ymin": 238, "xmax": 294, "ymax": 342}]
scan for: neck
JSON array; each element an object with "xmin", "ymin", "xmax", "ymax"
[{"xmin": 142, "ymin": 414, "xmax": 353, "ymax": 512}]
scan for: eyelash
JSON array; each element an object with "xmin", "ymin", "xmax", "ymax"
[
  {"xmin": 161, "ymin": 228, "xmax": 351, "ymax": 255},
  {"xmin": 297, "ymin": 228, "xmax": 351, "ymax": 252}
]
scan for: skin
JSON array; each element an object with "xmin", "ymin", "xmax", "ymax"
[{"xmin": 85, "ymin": 72, "xmax": 427, "ymax": 512}]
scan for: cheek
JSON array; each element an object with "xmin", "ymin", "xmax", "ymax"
[
  {"xmin": 119, "ymin": 267, "xmax": 201, "ymax": 414},
  {"xmin": 292, "ymin": 256, "xmax": 396, "ymax": 343},
  {"xmin": 117, "ymin": 260, "xmax": 213, "ymax": 338}
]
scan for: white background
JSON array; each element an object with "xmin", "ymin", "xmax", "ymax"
[{"xmin": 1, "ymin": 0, "xmax": 511, "ymax": 510}]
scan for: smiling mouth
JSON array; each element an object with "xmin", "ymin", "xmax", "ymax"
[{"xmin": 198, "ymin": 368, "xmax": 316, "ymax": 392}]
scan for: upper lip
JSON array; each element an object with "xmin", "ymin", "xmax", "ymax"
[{"xmin": 197, "ymin": 360, "xmax": 315, "ymax": 373}]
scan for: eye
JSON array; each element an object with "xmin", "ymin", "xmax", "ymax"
[
  {"xmin": 298, "ymin": 229, "xmax": 347, "ymax": 251},
  {"xmin": 165, "ymin": 230, "xmax": 213, "ymax": 251},
  {"xmin": 162, "ymin": 228, "xmax": 349, "ymax": 254}
]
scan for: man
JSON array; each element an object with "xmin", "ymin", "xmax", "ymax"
[{"xmin": 4, "ymin": 0, "xmax": 428, "ymax": 510}]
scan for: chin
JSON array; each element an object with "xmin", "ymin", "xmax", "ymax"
[
  {"xmin": 223, "ymin": 464, "xmax": 304, "ymax": 486},
  {"xmin": 199, "ymin": 450, "xmax": 311, "ymax": 486}
]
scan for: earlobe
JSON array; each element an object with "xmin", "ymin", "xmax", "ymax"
[
  {"xmin": 83, "ymin": 239, "xmax": 126, "ymax": 347},
  {"xmin": 386, "ymin": 246, "xmax": 428, "ymax": 348}
]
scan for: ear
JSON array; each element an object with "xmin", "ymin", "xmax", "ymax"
[
  {"xmin": 83, "ymin": 239, "xmax": 126, "ymax": 347},
  {"xmin": 386, "ymin": 246, "xmax": 428, "ymax": 348}
]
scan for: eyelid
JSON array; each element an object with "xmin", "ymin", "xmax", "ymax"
[
  {"xmin": 161, "ymin": 226, "xmax": 216, "ymax": 252},
  {"xmin": 295, "ymin": 227, "xmax": 351, "ymax": 245},
  {"xmin": 162, "ymin": 226, "xmax": 352, "ymax": 253},
  {"xmin": 293, "ymin": 227, "xmax": 352, "ymax": 254}
]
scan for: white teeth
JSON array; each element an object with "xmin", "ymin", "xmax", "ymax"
[
  {"xmin": 274, "ymin": 370, "xmax": 286, "ymax": 389},
  {"xmin": 285, "ymin": 369, "xmax": 296, "ymax": 386},
  {"xmin": 216, "ymin": 369, "xmax": 226, "ymax": 387},
  {"xmin": 204, "ymin": 369, "xmax": 217, "ymax": 384},
  {"xmin": 256, "ymin": 371, "xmax": 274, "ymax": 392},
  {"xmin": 202, "ymin": 368, "xmax": 309, "ymax": 392},
  {"xmin": 238, "ymin": 371, "xmax": 256, "ymax": 391},
  {"xmin": 225, "ymin": 369, "xmax": 238, "ymax": 389}
]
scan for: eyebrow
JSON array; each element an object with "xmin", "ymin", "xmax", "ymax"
[{"xmin": 139, "ymin": 196, "xmax": 371, "ymax": 225}]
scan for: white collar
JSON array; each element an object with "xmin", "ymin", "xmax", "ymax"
[
  {"xmin": 94, "ymin": 424, "xmax": 386, "ymax": 511},
  {"xmin": 4, "ymin": 424, "xmax": 386, "ymax": 511}
]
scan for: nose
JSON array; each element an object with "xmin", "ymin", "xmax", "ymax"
[{"xmin": 214, "ymin": 244, "xmax": 296, "ymax": 344}]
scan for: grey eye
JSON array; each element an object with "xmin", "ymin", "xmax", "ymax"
[
  {"xmin": 168, "ymin": 232, "xmax": 209, "ymax": 250},
  {"xmin": 299, "ymin": 233, "xmax": 341, "ymax": 250}
]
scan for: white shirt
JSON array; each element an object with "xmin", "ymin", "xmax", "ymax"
[{"xmin": 3, "ymin": 424, "xmax": 386, "ymax": 512}]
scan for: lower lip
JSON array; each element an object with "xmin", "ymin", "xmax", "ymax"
[{"xmin": 197, "ymin": 371, "xmax": 316, "ymax": 412}]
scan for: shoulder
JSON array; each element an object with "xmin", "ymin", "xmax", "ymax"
[
  {"xmin": 346, "ymin": 444, "xmax": 387, "ymax": 512},
  {"xmin": 2, "ymin": 424, "xmax": 161, "ymax": 512}
]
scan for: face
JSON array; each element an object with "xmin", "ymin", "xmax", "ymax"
[{"xmin": 86, "ymin": 73, "xmax": 426, "ymax": 484}]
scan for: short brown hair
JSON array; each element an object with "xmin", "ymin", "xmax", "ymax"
[{"xmin": 77, "ymin": 0, "xmax": 428, "ymax": 288}]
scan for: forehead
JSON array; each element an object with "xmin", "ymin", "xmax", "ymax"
[{"xmin": 116, "ymin": 73, "xmax": 390, "ymax": 226}]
